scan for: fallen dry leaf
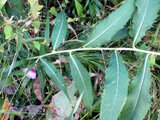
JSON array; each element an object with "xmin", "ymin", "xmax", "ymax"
[
  {"xmin": 0, "ymin": 98, "xmax": 12, "ymax": 120},
  {"xmin": 44, "ymin": 100, "xmax": 61, "ymax": 120},
  {"xmin": 10, "ymin": 107, "xmax": 24, "ymax": 119},
  {"xmin": 10, "ymin": 105, "xmax": 43, "ymax": 119},
  {"xmin": 27, "ymin": 105, "xmax": 42, "ymax": 118},
  {"xmin": 44, "ymin": 83, "xmax": 77, "ymax": 120},
  {"xmin": 3, "ymin": 85, "xmax": 16, "ymax": 95},
  {"xmin": 33, "ymin": 77, "xmax": 43, "ymax": 102},
  {"xmin": 68, "ymin": 24, "xmax": 78, "ymax": 39},
  {"xmin": 49, "ymin": 80, "xmax": 60, "ymax": 92},
  {"xmin": 51, "ymin": 99, "xmax": 61, "ymax": 120}
]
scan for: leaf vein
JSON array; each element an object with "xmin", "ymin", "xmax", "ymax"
[{"xmin": 41, "ymin": 59, "xmax": 63, "ymax": 85}]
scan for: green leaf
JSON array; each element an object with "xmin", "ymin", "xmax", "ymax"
[
  {"xmin": 149, "ymin": 55, "xmax": 155, "ymax": 67},
  {"xmin": 49, "ymin": 7, "xmax": 57, "ymax": 16},
  {"xmin": 0, "ymin": 46, "xmax": 3, "ymax": 52},
  {"xmin": 7, "ymin": 30, "xmax": 23, "ymax": 77},
  {"xmin": 131, "ymin": 0, "xmax": 160, "ymax": 45},
  {"xmin": 45, "ymin": 12, "xmax": 50, "ymax": 44},
  {"xmin": 28, "ymin": 0, "xmax": 43, "ymax": 19},
  {"xmin": 89, "ymin": 4, "xmax": 94, "ymax": 16},
  {"xmin": 93, "ymin": 0, "xmax": 104, "ymax": 9},
  {"xmin": 40, "ymin": 59, "xmax": 68, "ymax": 98},
  {"xmin": 51, "ymin": 11, "xmax": 68, "ymax": 50},
  {"xmin": 5, "ymin": 0, "xmax": 27, "ymax": 19},
  {"xmin": 0, "ymin": 98, "xmax": 4, "ymax": 110},
  {"xmin": 0, "ymin": 0, "xmax": 7, "ymax": 9},
  {"xmin": 84, "ymin": 0, "xmax": 135, "ymax": 47},
  {"xmin": 74, "ymin": 0, "xmax": 83, "ymax": 17},
  {"xmin": 37, "ymin": 65, "xmax": 45, "ymax": 95},
  {"xmin": 119, "ymin": 55, "xmax": 151, "ymax": 120},
  {"xmin": 69, "ymin": 54, "xmax": 93, "ymax": 112},
  {"xmin": 0, "ymin": 79, "xmax": 12, "ymax": 90},
  {"xmin": 110, "ymin": 0, "xmax": 118, "ymax": 5},
  {"xmin": 4, "ymin": 24, "xmax": 13, "ymax": 39},
  {"xmin": 19, "ymin": 78, "xmax": 30, "ymax": 97},
  {"xmin": 111, "ymin": 27, "xmax": 128, "ymax": 41},
  {"xmin": 33, "ymin": 42, "xmax": 40, "ymax": 51},
  {"xmin": 32, "ymin": 20, "xmax": 40, "ymax": 33},
  {"xmin": 100, "ymin": 52, "xmax": 130, "ymax": 120}
]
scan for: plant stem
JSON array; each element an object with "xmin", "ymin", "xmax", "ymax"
[{"xmin": 27, "ymin": 47, "xmax": 160, "ymax": 60}]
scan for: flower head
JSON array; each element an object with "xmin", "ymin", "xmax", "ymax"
[{"xmin": 22, "ymin": 68, "xmax": 36, "ymax": 79}]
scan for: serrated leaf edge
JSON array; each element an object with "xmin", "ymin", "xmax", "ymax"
[
  {"xmin": 70, "ymin": 54, "xmax": 90, "ymax": 106},
  {"xmin": 129, "ymin": 55, "xmax": 149, "ymax": 119},
  {"xmin": 40, "ymin": 59, "xmax": 64, "ymax": 86},
  {"xmin": 110, "ymin": 52, "xmax": 120, "ymax": 112},
  {"xmin": 53, "ymin": 14, "xmax": 65, "ymax": 50},
  {"xmin": 84, "ymin": 6, "xmax": 128, "ymax": 47},
  {"xmin": 133, "ymin": 0, "xmax": 150, "ymax": 45}
]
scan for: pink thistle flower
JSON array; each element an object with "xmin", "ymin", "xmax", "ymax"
[{"xmin": 22, "ymin": 68, "xmax": 37, "ymax": 79}]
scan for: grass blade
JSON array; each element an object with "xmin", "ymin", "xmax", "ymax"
[
  {"xmin": 37, "ymin": 65, "xmax": 45, "ymax": 95},
  {"xmin": 45, "ymin": 12, "xmax": 50, "ymax": 44},
  {"xmin": 68, "ymin": 92, "xmax": 83, "ymax": 120}
]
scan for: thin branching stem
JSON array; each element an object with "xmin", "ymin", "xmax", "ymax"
[{"xmin": 28, "ymin": 47, "xmax": 160, "ymax": 60}]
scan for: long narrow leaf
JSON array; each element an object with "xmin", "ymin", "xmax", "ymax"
[
  {"xmin": 51, "ymin": 11, "xmax": 68, "ymax": 50},
  {"xmin": 45, "ymin": 12, "xmax": 50, "ymax": 44},
  {"xmin": 40, "ymin": 59, "xmax": 68, "ymax": 98},
  {"xmin": 100, "ymin": 52, "xmax": 130, "ymax": 120},
  {"xmin": 37, "ymin": 65, "xmax": 45, "ymax": 95},
  {"xmin": 69, "ymin": 54, "xmax": 93, "ymax": 112},
  {"xmin": 131, "ymin": 0, "xmax": 160, "ymax": 45},
  {"xmin": 8, "ymin": 30, "xmax": 24, "ymax": 77},
  {"xmin": 0, "ymin": 0, "xmax": 7, "ymax": 9},
  {"xmin": 2, "ymin": 30, "xmax": 24, "ymax": 91},
  {"xmin": 74, "ymin": 0, "xmax": 83, "ymax": 17},
  {"xmin": 83, "ymin": 0, "xmax": 135, "ymax": 47},
  {"xmin": 119, "ymin": 55, "xmax": 151, "ymax": 120}
]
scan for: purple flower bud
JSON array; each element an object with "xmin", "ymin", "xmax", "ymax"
[{"xmin": 22, "ymin": 68, "xmax": 37, "ymax": 79}]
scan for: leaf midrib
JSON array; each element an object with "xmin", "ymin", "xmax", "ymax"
[
  {"xmin": 41, "ymin": 59, "xmax": 63, "ymax": 85},
  {"xmin": 84, "ymin": 7, "xmax": 128, "ymax": 47},
  {"xmin": 110, "ymin": 52, "xmax": 120, "ymax": 119},
  {"xmin": 129, "ymin": 56, "xmax": 148, "ymax": 119},
  {"xmin": 133, "ymin": 0, "xmax": 150, "ymax": 44},
  {"xmin": 53, "ymin": 15, "xmax": 64, "ymax": 50},
  {"xmin": 70, "ymin": 55, "xmax": 90, "ymax": 105}
]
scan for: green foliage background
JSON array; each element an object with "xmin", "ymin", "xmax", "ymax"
[{"xmin": 0, "ymin": 0, "xmax": 160, "ymax": 119}]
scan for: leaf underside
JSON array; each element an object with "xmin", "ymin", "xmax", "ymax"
[
  {"xmin": 100, "ymin": 52, "xmax": 130, "ymax": 120},
  {"xmin": 69, "ymin": 55, "xmax": 93, "ymax": 112},
  {"xmin": 119, "ymin": 55, "xmax": 151, "ymax": 120},
  {"xmin": 131, "ymin": 0, "xmax": 160, "ymax": 45},
  {"xmin": 51, "ymin": 11, "xmax": 68, "ymax": 50},
  {"xmin": 84, "ymin": 0, "xmax": 135, "ymax": 47}
]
